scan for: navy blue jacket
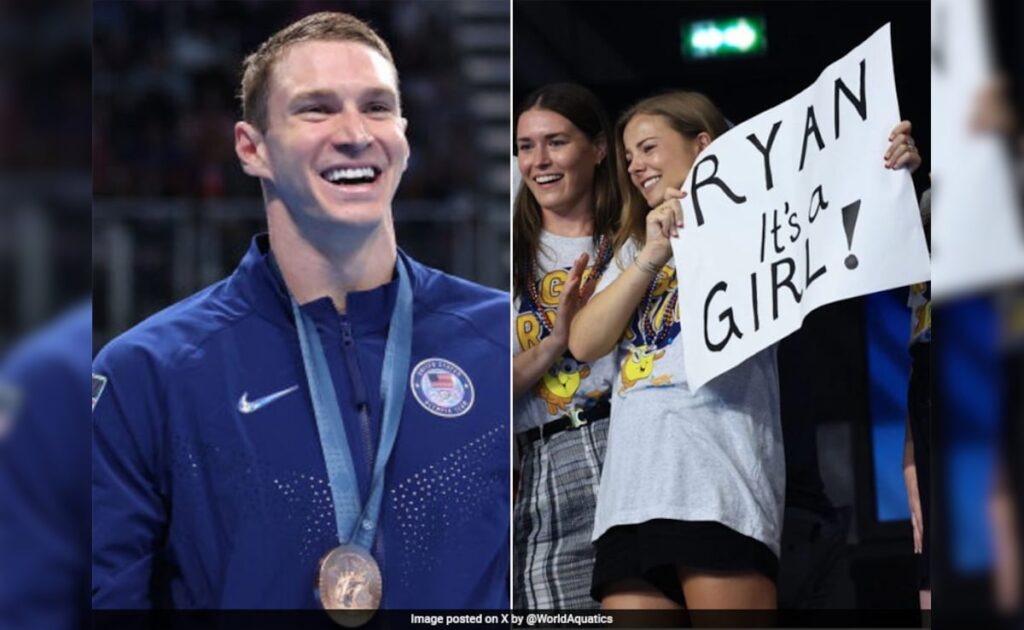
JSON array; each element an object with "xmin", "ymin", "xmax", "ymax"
[
  {"xmin": 92, "ymin": 236, "xmax": 510, "ymax": 609},
  {"xmin": 0, "ymin": 303, "xmax": 91, "ymax": 628}
]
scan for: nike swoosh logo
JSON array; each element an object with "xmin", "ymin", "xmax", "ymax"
[{"xmin": 238, "ymin": 385, "xmax": 300, "ymax": 414}]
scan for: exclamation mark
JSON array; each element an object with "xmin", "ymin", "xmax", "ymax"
[{"xmin": 842, "ymin": 200, "xmax": 861, "ymax": 270}]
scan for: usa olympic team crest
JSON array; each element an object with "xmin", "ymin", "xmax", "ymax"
[{"xmin": 410, "ymin": 358, "xmax": 474, "ymax": 418}]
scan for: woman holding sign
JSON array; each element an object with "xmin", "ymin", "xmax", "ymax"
[
  {"xmin": 512, "ymin": 83, "xmax": 621, "ymax": 609},
  {"xmin": 569, "ymin": 91, "xmax": 920, "ymax": 610}
]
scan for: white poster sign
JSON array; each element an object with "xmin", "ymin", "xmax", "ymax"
[
  {"xmin": 671, "ymin": 23, "xmax": 930, "ymax": 390},
  {"xmin": 930, "ymin": 0, "xmax": 1024, "ymax": 300}
]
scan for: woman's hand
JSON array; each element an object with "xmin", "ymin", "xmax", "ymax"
[
  {"xmin": 548, "ymin": 252, "xmax": 594, "ymax": 346},
  {"xmin": 513, "ymin": 251, "xmax": 595, "ymax": 400},
  {"xmin": 638, "ymin": 188, "xmax": 687, "ymax": 271},
  {"xmin": 971, "ymin": 73, "xmax": 1016, "ymax": 136},
  {"xmin": 885, "ymin": 120, "xmax": 922, "ymax": 173}
]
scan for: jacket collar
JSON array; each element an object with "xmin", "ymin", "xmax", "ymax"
[{"xmin": 232, "ymin": 234, "xmax": 425, "ymax": 335}]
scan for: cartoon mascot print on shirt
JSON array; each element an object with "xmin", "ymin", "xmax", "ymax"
[
  {"xmin": 517, "ymin": 264, "xmax": 604, "ymax": 417},
  {"xmin": 620, "ymin": 264, "xmax": 680, "ymax": 394}
]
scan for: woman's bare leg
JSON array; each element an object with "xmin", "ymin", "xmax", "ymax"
[
  {"xmin": 601, "ymin": 578, "xmax": 683, "ymax": 610},
  {"xmin": 679, "ymin": 569, "xmax": 776, "ymax": 609}
]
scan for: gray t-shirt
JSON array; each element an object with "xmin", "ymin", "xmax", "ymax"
[
  {"xmin": 591, "ymin": 239, "xmax": 785, "ymax": 557},
  {"xmin": 513, "ymin": 231, "xmax": 617, "ymax": 434}
]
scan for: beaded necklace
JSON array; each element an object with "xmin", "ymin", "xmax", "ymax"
[
  {"xmin": 637, "ymin": 265, "xmax": 678, "ymax": 348},
  {"xmin": 526, "ymin": 234, "xmax": 613, "ymax": 337}
]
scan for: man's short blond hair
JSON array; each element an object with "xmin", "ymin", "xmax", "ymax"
[{"xmin": 239, "ymin": 11, "xmax": 397, "ymax": 131}]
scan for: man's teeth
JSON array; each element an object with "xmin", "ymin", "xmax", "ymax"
[
  {"xmin": 323, "ymin": 167, "xmax": 376, "ymax": 183},
  {"xmin": 642, "ymin": 176, "xmax": 660, "ymax": 190},
  {"xmin": 535, "ymin": 174, "xmax": 563, "ymax": 184}
]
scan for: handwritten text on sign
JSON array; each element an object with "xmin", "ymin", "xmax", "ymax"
[{"xmin": 672, "ymin": 23, "xmax": 930, "ymax": 390}]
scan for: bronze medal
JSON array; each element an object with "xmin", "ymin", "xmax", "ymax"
[{"xmin": 316, "ymin": 545, "xmax": 382, "ymax": 627}]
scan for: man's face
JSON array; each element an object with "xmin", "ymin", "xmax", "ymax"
[{"xmin": 256, "ymin": 40, "xmax": 409, "ymax": 226}]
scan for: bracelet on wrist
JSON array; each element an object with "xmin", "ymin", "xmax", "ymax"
[{"xmin": 634, "ymin": 257, "xmax": 661, "ymax": 275}]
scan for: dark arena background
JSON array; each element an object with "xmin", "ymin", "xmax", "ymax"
[
  {"xmin": 92, "ymin": 0, "xmax": 510, "ymax": 348},
  {"xmin": 515, "ymin": 0, "xmax": 935, "ymax": 615}
]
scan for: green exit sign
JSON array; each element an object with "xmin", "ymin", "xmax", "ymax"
[{"xmin": 682, "ymin": 17, "xmax": 767, "ymax": 59}]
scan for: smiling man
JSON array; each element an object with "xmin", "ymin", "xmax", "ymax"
[{"xmin": 91, "ymin": 12, "xmax": 509, "ymax": 612}]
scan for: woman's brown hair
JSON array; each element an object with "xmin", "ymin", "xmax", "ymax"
[{"xmin": 512, "ymin": 83, "xmax": 620, "ymax": 298}]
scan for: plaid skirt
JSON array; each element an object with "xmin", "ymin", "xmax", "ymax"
[{"xmin": 513, "ymin": 418, "xmax": 608, "ymax": 609}]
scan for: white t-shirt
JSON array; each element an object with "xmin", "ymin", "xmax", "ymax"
[
  {"xmin": 591, "ymin": 239, "xmax": 785, "ymax": 557},
  {"xmin": 513, "ymin": 231, "xmax": 617, "ymax": 434}
]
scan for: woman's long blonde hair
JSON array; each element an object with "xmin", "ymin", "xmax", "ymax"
[{"xmin": 613, "ymin": 91, "xmax": 729, "ymax": 253}]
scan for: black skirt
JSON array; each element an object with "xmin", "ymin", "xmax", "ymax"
[{"xmin": 591, "ymin": 519, "xmax": 779, "ymax": 607}]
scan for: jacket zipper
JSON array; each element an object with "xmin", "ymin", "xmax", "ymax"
[{"xmin": 338, "ymin": 317, "xmax": 373, "ymax": 474}]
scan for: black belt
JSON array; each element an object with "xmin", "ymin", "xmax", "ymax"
[{"xmin": 518, "ymin": 399, "xmax": 611, "ymax": 446}]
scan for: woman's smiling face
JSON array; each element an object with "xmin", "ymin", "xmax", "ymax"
[
  {"xmin": 622, "ymin": 113, "xmax": 704, "ymax": 208},
  {"xmin": 516, "ymin": 108, "xmax": 604, "ymax": 216}
]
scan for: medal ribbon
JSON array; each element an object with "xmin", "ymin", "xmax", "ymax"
[{"xmin": 278, "ymin": 254, "xmax": 413, "ymax": 552}]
